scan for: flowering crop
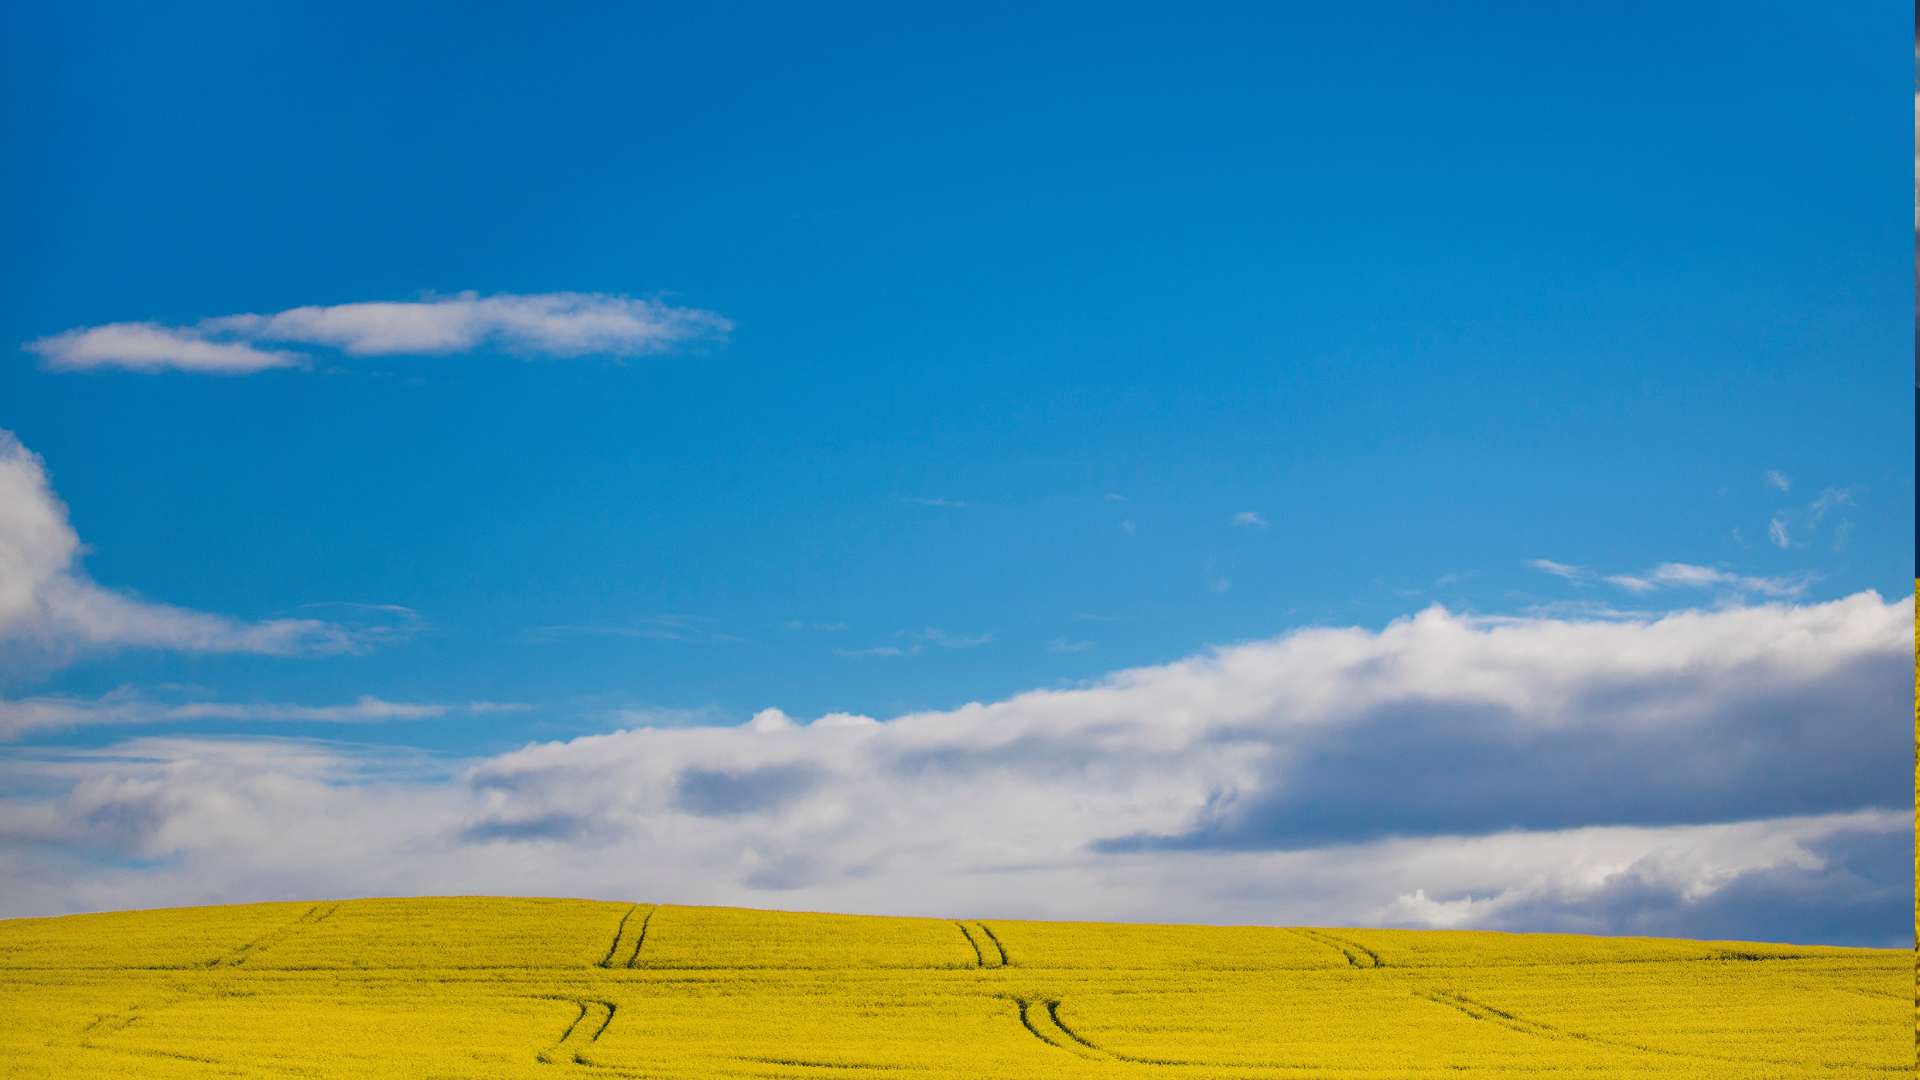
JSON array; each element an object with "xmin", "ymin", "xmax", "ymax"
[{"xmin": 0, "ymin": 897, "xmax": 1905, "ymax": 1077}]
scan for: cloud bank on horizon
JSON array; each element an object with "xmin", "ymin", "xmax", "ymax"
[
  {"xmin": 0, "ymin": 589, "xmax": 1906, "ymax": 943},
  {"xmin": 24, "ymin": 292, "xmax": 731, "ymax": 374}
]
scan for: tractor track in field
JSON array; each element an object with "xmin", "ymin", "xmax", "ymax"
[
  {"xmin": 1015, "ymin": 996, "xmax": 1097, "ymax": 1059},
  {"xmin": 205, "ymin": 904, "xmax": 337, "ymax": 968},
  {"xmin": 1411, "ymin": 986, "xmax": 1891, "ymax": 1070},
  {"xmin": 1291, "ymin": 928, "xmax": 1382, "ymax": 969},
  {"xmin": 598, "ymin": 906, "xmax": 638, "ymax": 967},
  {"xmin": 955, "ymin": 922, "xmax": 985, "ymax": 966},
  {"xmin": 1012, "ymin": 996, "xmax": 1188, "ymax": 1066},
  {"xmin": 623, "ymin": 907, "xmax": 656, "ymax": 967},
  {"xmin": 538, "ymin": 997, "xmax": 619, "ymax": 1066},
  {"xmin": 956, "ymin": 921, "xmax": 1006, "ymax": 968},
  {"xmin": 975, "ymin": 922, "xmax": 1009, "ymax": 966},
  {"xmin": 595, "ymin": 904, "xmax": 657, "ymax": 969}
]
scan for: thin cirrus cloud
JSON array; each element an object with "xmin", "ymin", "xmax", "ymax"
[
  {"xmin": 0, "ymin": 692, "xmax": 525, "ymax": 741},
  {"xmin": 525, "ymin": 617, "xmax": 743, "ymax": 646},
  {"xmin": 0, "ymin": 591, "xmax": 1907, "ymax": 944},
  {"xmin": 1526, "ymin": 557, "xmax": 1810, "ymax": 599},
  {"xmin": 0, "ymin": 431, "xmax": 393, "ymax": 664},
  {"xmin": 25, "ymin": 292, "xmax": 732, "ymax": 374}
]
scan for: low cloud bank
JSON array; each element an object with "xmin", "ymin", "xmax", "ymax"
[{"xmin": 1, "ymin": 592, "xmax": 1908, "ymax": 945}]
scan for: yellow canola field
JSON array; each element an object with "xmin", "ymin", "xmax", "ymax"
[{"xmin": 0, "ymin": 897, "xmax": 1908, "ymax": 1078}]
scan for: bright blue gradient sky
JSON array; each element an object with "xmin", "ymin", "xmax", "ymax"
[{"xmin": 0, "ymin": 4, "xmax": 1911, "ymax": 938}]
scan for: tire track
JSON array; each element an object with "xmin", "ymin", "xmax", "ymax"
[
  {"xmin": 1014, "ymin": 997, "xmax": 1100, "ymax": 1059},
  {"xmin": 538, "ymin": 997, "xmax": 617, "ymax": 1066},
  {"xmin": 1413, "ymin": 986, "xmax": 1860, "ymax": 1068},
  {"xmin": 598, "ymin": 906, "xmax": 640, "ymax": 968},
  {"xmin": 206, "ymin": 904, "xmax": 336, "ymax": 968},
  {"xmin": 975, "ymin": 922, "xmax": 1009, "ymax": 967},
  {"xmin": 1291, "ymin": 928, "xmax": 1382, "ymax": 969},
  {"xmin": 1012, "ymin": 996, "xmax": 1187, "ymax": 1066},
  {"xmin": 623, "ymin": 907, "xmax": 656, "ymax": 968},
  {"xmin": 955, "ymin": 922, "xmax": 986, "ymax": 967}
]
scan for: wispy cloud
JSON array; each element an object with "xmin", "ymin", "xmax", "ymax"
[
  {"xmin": 25, "ymin": 292, "xmax": 731, "ymax": 374},
  {"xmin": 0, "ymin": 691, "xmax": 520, "ymax": 741},
  {"xmin": 1806, "ymin": 487, "xmax": 1855, "ymax": 527},
  {"xmin": 526, "ymin": 616, "xmax": 742, "ymax": 645},
  {"xmin": 1530, "ymin": 557, "xmax": 1811, "ymax": 600},
  {"xmin": 901, "ymin": 497, "xmax": 967, "ymax": 509},
  {"xmin": 1764, "ymin": 469, "xmax": 1792, "ymax": 493},
  {"xmin": 1047, "ymin": 637, "xmax": 1093, "ymax": 654},
  {"xmin": 782, "ymin": 620, "xmax": 848, "ymax": 632},
  {"xmin": 905, "ymin": 627, "xmax": 993, "ymax": 649},
  {"xmin": 835, "ymin": 645, "xmax": 917, "ymax": 658},
  {"xmin": 834, "ymin": 627, "xmax": 992, "ymax": 658},
  {"xmin": 1761, "ymin": 485, "xmax": 1857, "ymax": 551},
  {"xmin": 1231, "ymin": 511, "xmax": 1268, "ymax": 528},
  {"xmin": 1525, "ymin": 558, "xmax": 1587, "ymax": 581},
  {"xmin": 0, "ymin": 431, "xmax": 381, "ymax": 665}
]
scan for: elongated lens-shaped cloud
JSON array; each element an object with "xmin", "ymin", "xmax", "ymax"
[{"xmin": 26, "ymin": 292, "xmax": 731, "ymax": 374}]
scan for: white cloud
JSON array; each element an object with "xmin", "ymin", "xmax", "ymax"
[
  {"xmin": 906, "ymin": 628, "xmax": 992, "ymax": 649},
  {"xmin": 1048, "ymin": 637, "xmax": 1093, "ymax": 654},
  {"xmin": 782, "ymin": 620, "xmax": 848, "ymax": 632},
  {"xmin": 0, "ymin": 432, "xmax": 375, "ymax": 664},
  {"xmin": 835, "ymin": 645, "xmax": 917, "ymax": 658},
  {"xmin": 1640, "ymin": 561, "xmax": 1809, "ymax": 597},
  {"xmin": 24, "ymin": 323, "xmax": 298, "ymax": 373},
  {"xmin": 0, "ymin": 691, "xmax": 508, "ymax": 741},
  {"xmin": 1768, "ymin": 515, "xmax": 1790, "ymax": 549},
  {"xmin": 1533, "ymin": 555, "xmax": 1809, "ymax": 601},
  {"xmin": 1806, "ymin": 487, "xmax": 1854, "ymax": 527},
  {"xmin": 902, "ymin": 497, "xmax": 967, "ymax": 509},
  {"xmin": 1764, "ymin": 469, "xmax": 1791, "ymax": 493},
  {"xmin": 1526, "ymin": 558, "xmax": 1587, "ymax": 581},
  {"xmin": 1231, "ymin": 511, "xmax": 1267, "ymax": 528},
  {"xmin": 1761, "ymin": 486, "xmax": 1857, "ymax": 551},
  {"xmin": 527, "ymin": 617, "xmax": 742, "ymax": 645},
  {"xmin": 26, "ymin": 292, "xmax": 730, "ymax": 374},
  {"xmin": 0, "ymin": 592, "xmax": 1906, "ymax": 942}
]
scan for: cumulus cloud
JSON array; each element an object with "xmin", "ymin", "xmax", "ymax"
[
  {"xmin": 0, "ymin": 592, "xmax": 1907, "ymax": 944},
  {"xmin": 26, "ymin": 292, "xmax": 730, "ymax": 374},
  {"xmin": 0, "ymin": 432, "xmax": 381, "ymax": 664}
]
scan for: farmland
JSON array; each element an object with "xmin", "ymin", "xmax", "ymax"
[{"xmin": 0, "ymin": 897, "xmax": 1907, "ymax": 1078}]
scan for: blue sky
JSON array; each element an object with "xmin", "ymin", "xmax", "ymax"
[{"xmin": 0, "ymin": 4, "xmax": 1911, "ymax": 941}]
